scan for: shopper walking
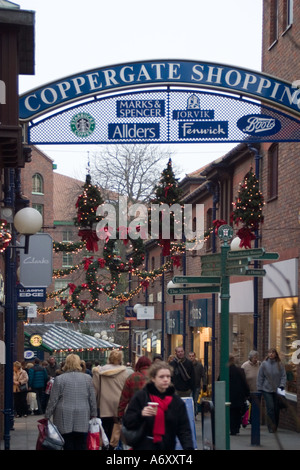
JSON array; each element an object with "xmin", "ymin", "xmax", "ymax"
[
  {"xmin": 188, "ymin": 352, "xmax": 206, "ymax": 417},
  {"xmin": 228, "ymin": 354, "xmax": 250, "ymax": 435},
  {"xmin": 241, "ymin": 350, "xmax": 261, "ymax": 393},
  {"xmin": 45, "ymin": 353, "xmax": 97, "ymax": 450},
  {"xmin": 92, "ymin": 349, "xmax": 127, "ymax": 443},
  {"xmin": 118, "ymin": 356, "xmax": 152, "ymax": 419},
  {"xmin": 28, "ymin": 358, "xmax": 48, "ymax": 414},
  {"xmin": 13, "ymin": 361, "xmax": 29, "ymax": 417},
  {"xmin": 170, "ymin": 347, "xmax": 195, "ymax": 397},
  {"xmin": 123, "ymin": 361, "xmax": 194, "ymax": 450},
  {"xmin": 257, "ymin": 348, "xmax": 286, "ymax": 433}
]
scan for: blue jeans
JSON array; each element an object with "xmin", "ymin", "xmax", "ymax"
[{"xmin": 262, "ymin": 391, "xmax": 279, "ymax": 432}]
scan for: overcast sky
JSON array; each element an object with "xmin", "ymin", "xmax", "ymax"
[{"xmin": 17, "ymin": 0, "xmax": 263, "ymax": 181}]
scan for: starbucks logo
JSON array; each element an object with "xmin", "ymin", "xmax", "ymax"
[{"xmin": 70, "ymin": 112, "xmax": 96, "ymax": 137}]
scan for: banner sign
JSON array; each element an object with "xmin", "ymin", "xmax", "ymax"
[
  {"xmin": 20, "ymin": 60, "xmax": 300, "ymax": 120},
  {"xmin": 25, "ymin": 89, "xmax": 300, "ymax": 146}
]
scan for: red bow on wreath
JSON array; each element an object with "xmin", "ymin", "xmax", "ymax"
[
  {"xmin": 68, "ymin": 283, "xmax": 77, "ymax": 295},
  {"xmin": 84, "ymin": 256, "xmax": 94, "ymax": 270},
  {"xmin": 213, "ymin": 219, "xmax": 228, "ymax": 234},
  {"xmin": 236, "ymin": 227, "xmax": 256, "ymax": 249},
  {"xmin": 171, "ymin": 255, "xmax": 181, "ymax": 268},
  {"xmin": 78, "ymin": 229, "xmax": 99, "ymax": 252}
]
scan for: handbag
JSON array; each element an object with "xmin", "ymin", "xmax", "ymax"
[
  {"xmin": 121, "ymin": 422, "xmax": 146, "ymax": 447},
  {"xmin": 19, "ymin": 383, "xmax": 28, "ymax": 392},
  {"xmin": 36, "ymin": 418, "xmax": 64, "ymax": 450}
]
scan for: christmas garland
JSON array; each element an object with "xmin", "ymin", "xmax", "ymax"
[{"xmin": 231, "ymin": 168, "xmax": 264, "ymax": 248}]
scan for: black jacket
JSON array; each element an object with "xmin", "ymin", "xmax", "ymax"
[
  {"xmin": 170, "ymin": 357, "xmax": 195, "ymax": 392},
  {"xmin": 123, "ymin": 382, "xmax": 194, "ymax": 450}
]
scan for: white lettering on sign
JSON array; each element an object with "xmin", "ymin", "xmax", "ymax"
[
  {"xmin": 243, "ymin": 116, "xmax": 276, "ymax": 133},
  {"xmin": 20, "ymin": 61, "xmax": 300, "ymax": 121},
  {"xmin": 23, "ymin": 257, "xmax": 50, "ymax": 264}
]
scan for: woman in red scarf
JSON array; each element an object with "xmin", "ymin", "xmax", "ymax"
[{"xmin": 123, "ymin": 362, "xmax": 194, "ymax": 450}]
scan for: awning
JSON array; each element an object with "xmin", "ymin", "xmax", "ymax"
[{"xmin": 24, "ymin": 324, "xmax": 122, "ymax": 353}]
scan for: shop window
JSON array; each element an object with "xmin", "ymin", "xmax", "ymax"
[
  {"xmin": 269, "ymin": 298, "xmax": 298, "ymax": 394},
  {"xmin": 229, "ymin": 313, "xmax": 254, "ymax": 365}
]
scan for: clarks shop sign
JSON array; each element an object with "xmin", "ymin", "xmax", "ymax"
[{"xmin": 19, "ymin": 60, "xmax": 300, "ymax": 120}]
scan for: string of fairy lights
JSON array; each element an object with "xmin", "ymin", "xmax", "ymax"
[{"xmin": 2, "ymin": 164, "xmax": 266, "ymax": 323}]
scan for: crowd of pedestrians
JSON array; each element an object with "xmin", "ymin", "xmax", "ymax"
[{"xmin": 12, "ymin": 345, "xmax": 288, "ymax": 450}]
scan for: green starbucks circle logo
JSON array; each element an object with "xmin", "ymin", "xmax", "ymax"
[{"xmin": 70, "ymin": 112, "xmax": 96, "ymax": 137}]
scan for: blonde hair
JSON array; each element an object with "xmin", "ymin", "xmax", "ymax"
[
  {"xmin": 14, "ymin": 361, "xmax": 22, "ymax": 370},
  {"xmin": 63, "ymin": 354, "xmax": 82, "ymax": 372},
  {"xmin": 108, "ymin": 349, "xmax": 123, "ymax": 365}
]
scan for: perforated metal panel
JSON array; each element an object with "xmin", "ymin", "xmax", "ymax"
[{"xmin": 27, "ymin": 89, "xmax": 300, "ymax": 145}]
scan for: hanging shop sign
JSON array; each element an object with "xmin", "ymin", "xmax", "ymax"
[
  {"xmin": 19, "ymin": 233, "xmax": 53, "ymax": 288},
  {"xmin": 188, "ymin": 298, "xmax": 212, "ymax": 328},
  {"xmin": 166, "ymin": 310, "xmax": 183, "ymax": 335}
]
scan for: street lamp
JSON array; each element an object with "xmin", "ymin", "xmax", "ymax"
[{"xmin": 3, "ymin": 206, "xmax": 43, "ymax": 450}]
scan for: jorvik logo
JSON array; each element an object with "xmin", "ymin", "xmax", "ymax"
[{"xmin": 95, "ymin": 196, "xmax": 205, "ymax": 251}]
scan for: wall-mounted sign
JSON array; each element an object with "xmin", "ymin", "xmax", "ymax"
[
  {"xmin": 29, "ymin": 334, "xmax": 43, "ymax": 347},
  {"xmin": 17, "ymin": 286, "xmax": 46, "ymax": 302},
  {"xmin": 137, "ymin": 306, "xmax": 154, "ymax": 320}
]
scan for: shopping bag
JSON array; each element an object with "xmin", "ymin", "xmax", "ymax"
[
  {"xmin": 87, "ymin": 418, "xmax": 109, "ymax": 450},
  {"xmin": 45, "ymin": 377, "xmax": 54, "ymax": 395},
  {"xmin": 36, "ymin": 418, "xmax": 64, "ymax": 450}
]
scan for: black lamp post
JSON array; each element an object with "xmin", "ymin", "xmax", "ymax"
[{"xmin": 3, "ymin": 185, "xmax": 43, "ymax": 450}]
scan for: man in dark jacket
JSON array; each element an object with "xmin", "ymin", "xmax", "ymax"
[
  {"xmin": 28, "ymin": 358, "xmax": 48, "ymax": 414},
  {"xmin": 170, "ymin": 347, "xmax": 195, "ymax": 397},
  {"xmin": 189, "ymin": 352, "xmax": 207, "ymax": 417}
]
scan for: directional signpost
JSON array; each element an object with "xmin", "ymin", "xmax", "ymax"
[{"xmin": 166, "ymin": 225, "xmax": 279, "ymax": 451}]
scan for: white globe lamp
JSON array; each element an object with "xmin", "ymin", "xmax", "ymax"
[
  {"xmin": 14, "ymin": 207, "xmax": 43, "ymax": 234},
  {"xmin": 230, "ymin": 236, "xmax": 245, "ymax": 251}
]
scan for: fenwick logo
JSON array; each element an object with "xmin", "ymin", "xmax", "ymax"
[
  {"xmin": 95, "ymin": 196, "xmax": 204, "ymax": 251},
  {"xmin": 0, "ymin": 80, "xmax": 5, "ymax": 104}
]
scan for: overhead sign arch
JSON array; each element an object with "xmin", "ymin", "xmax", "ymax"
[{"xmin": 19, "ymin": 59, "xmax": 300, "ymax": 145}]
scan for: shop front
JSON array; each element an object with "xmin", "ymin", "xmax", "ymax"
[
  {"xmin": 263, "ymin": 259, "xmax": 299, "ymax": 402},
  {"xmin": 189, "ymin": 298, "xmax": 213, "ymax": 391}
]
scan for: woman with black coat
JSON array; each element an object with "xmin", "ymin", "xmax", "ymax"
[{"xmin": 122, "ymin": 361, "xmax": 194, "ymax": 450}]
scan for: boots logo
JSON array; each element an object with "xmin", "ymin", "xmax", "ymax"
[
  {"xmin": 70, "ymin": 112, "xmax": 96, "ymax": 137},
  {"xmin": 237, "ymin": 114, "xmax": 281, "ymax": 136}
]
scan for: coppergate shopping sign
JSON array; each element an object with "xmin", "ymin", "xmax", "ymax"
[{"xmin": 19, "ymin": 60, "xmax": 300, "ymax": 145}]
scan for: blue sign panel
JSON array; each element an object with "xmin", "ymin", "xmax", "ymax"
[
  {"xmin": 188, "ymin": 298, "xmax": 212, "ymax": 327},
  {"xmin": 166, "ymin": 310, "xmax": 182, "ymax": 335},
  {"xmin": 108, "ymin": 122, "xmax": 160, "ymax": 140},
  {"xmin": 178, "ymin": 121, "xmax": 228, "ymax": 139},
  {"xmin": 17, "ymin": 287, "xmax": 46, "ymax": 302},
  {"xmin": 116, "ymin": 99, "xmax": 165, "ymax": 118},
  {"xmin": 237, "ymin": 114, "xmax": 282, "ymax": 136}
]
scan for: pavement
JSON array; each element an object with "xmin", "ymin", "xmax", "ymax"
[{"xmin": 1, "ymin": 413, "xmax": 300, "ymax": 453}]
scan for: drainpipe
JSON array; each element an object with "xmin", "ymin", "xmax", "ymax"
[{"xmin": 248, "ymin": 144, "xmax": 262, "ymax": 350}]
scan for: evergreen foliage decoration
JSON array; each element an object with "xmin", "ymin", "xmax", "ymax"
[
  {"xmin": 149, "ymin": 158, "xmax": 183, "ymax": 256},
  {"xmin": 231, "ymin": 168, "xmax": 264, "ymax": 248}
]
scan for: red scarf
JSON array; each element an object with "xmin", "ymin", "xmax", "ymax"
[{"xmin": 149, "ymin": 394, "xmax": 173, "ymax": 443}]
